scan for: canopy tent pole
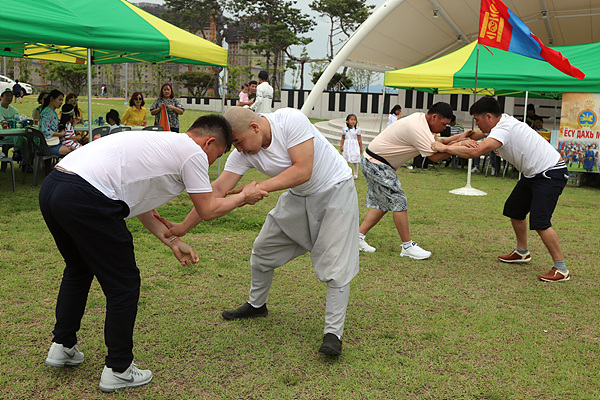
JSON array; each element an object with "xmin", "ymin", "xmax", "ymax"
[
  {"xmin": 217, "ymin": 68, "xmax": 227, "ymax": 176},
  {"xmin": 377, "ymin": 86, "xmax": 385, "ymax": 132},
  {"xmin": 449, "ymin": 43, "xmax": 486, "ymax": 196},
  {"xmin": 300, "ymin": 0, "xmax": 405, "ymax": 117},
  {"xmin": 124, "ymin": 63, "xmax": 129, "ymax": 105},
  {"xmin": 86, "ymin": 49, "xmax": 93, "ymax": 140}
]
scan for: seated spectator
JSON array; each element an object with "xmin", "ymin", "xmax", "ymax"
[
  {"xmin": 106, "ymin": 109, "xmax": 123, "ymax": 133},
  {"xmin": 39, "ymin": 89, "xmax": 72, "ymax": 155},
  {"xmin": 122, "ymin": 92, "xmax": 147, "ymax": 126},
  {"xmin": 58, "ymin": 104, "xmax": 82, "ymax": 153},
  {"xmin": 33, "ymin": 91, "xmax": 49, "ymax": 122},
  {"xmin": 64, "ymin": 93, "xmax": 84, "ymax": 124}
]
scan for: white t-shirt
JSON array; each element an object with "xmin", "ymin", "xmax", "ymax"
[
  {"xmin": 366, "ymin": 112, "xmax": 436, "ymax": 170},
  {"xmin": 250, "ymin": 82, "xmax": 274, "ymax": 114},
  {"xmin": 387, "ymin": 113, "xmax": 398, "ymax": 127},
  {"xmin": 486, "ymin": 114, "xmax": 560, "ymax": 177},
  {"xmin": 225, "ymin": 108, "xmax": 351, "ymax": 196},
  {"xmin": 58, "ymin": 131, "xmax": 212, "ymax": 218}
]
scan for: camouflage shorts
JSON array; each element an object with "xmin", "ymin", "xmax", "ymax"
[{"xmin": 361, "ymin": 155, "xmax": 408, "ymax": 212}]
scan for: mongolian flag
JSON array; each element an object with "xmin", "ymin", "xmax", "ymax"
[
  {"xmin": 159, "ymin": 104, "xmax": 170, "ymax": 132},
  {"xmin": 479, "ymin": 0, "xmax": 585, "ymax": 79}
]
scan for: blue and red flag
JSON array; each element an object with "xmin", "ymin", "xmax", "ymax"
[{"xmin": 479, "ymin": 0, "xmax": 585, "ymax": 79}]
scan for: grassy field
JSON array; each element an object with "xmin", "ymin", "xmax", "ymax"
[{"xmin": 1, "ymin": 108, "xmax": 600, "ymax": 399}]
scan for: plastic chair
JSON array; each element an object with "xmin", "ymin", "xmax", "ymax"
[
  {"xmin": 92, "ymin": 126, "xmax": 111, "ymax": 139},
  {"xmin": 0, "ymin": 151, "xmax": 15, "ymax": 191},
  {"xmin": 110, "ymin": 126, "xmax": 132, "ymax": 134},
  {"xmin": 142, "ymin": 125, "xmax": 164, "ymax": 131},
  {"xmin": 23, "ymin": 127, "xmax": 64, "ymax": 186}
]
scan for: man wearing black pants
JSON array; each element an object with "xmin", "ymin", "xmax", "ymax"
[{"xmin": 39, "ymin": 115, "xmax": 266, "ymax": 392}]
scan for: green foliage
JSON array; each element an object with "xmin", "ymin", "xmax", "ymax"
[
  {"xmin": 311, "ymin": 70, "xmax": 353, "ymax": 91},
  {"xmin": 309, "ymin": 0, "xmax": 374, "ymax": 58},
  {"xmin": 227, "ymin": 0, "xmax": 315, "ymax": 90},
  {"xmin": 163, "ymin": 0, "xmax": 227, "ymax": 46},
  {"xmin": 174, "ymin": 70, "xmax": 214, "ymax": 96},
  {"xmin": 45, "ymin": 62, "xmax": 93, "ymax": 95}
]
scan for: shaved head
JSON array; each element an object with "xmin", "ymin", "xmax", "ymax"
[{"xmin": 223, "ymin": 107, "xmax": 260, "ymax": 134}]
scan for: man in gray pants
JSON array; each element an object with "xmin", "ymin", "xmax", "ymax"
[{"xmin": 162, "ymin": 107, "xmax": 359, "ymax": 356}]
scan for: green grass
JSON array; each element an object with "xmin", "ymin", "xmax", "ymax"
[{"xmin": 2, "ymin": 126, "xmax": 600, "ymax": 398}]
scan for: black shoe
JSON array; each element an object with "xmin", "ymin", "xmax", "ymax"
[
  {"xmin": 318, "ymin": 333, "xmax": 342, "ymax": 356},
  {"xmin": 222, "ymin": 302, "xmax": 268, "ymax": 320}
]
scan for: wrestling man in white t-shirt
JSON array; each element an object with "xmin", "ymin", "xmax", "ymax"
[
  {"xmin": 39, "ymin": 115, "xmax": 267, "ymax": 392},
  {"xmin": 163, "ymin": 107, "xmax": 359, "ymax": 356},
  {"xmin": 432, "ymin": 96, "xmax": 570, "ymax": 282}
]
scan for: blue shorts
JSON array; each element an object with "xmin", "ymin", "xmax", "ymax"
[
  {"xmin": 361, "ymin": 156, "xmax": 407, "ymax": 212},
  {"xmin": 503, "ymin": 167, "xmax": 568, "ymax": 230},
  {"xmin": 48, "ymin": 143, "xmax": 62, "ymax": 155}
]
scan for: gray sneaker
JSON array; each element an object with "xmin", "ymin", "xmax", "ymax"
[
  {"xmin": 358, "ymin": 236, "xmax": 376, "ymax": 252},
  {"xmin": 99, "ymin": 362, "xmax": 153, "ymax": 392},
  {"xmin": 45, "ymin": 342, "xmax": 85, "ymax": 367},
  {"xmin": 400, "ymin": 243, "xmax": 431, "ymax": 260}
]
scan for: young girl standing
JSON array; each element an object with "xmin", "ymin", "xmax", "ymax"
[{"xmin": 340, "ymin": 114, "xmax": 362, "ymax": 179}]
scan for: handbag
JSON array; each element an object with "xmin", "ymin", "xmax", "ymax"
[{"xmin": 46, "ymin": 136, "xmax": 60, "ymax": 146}]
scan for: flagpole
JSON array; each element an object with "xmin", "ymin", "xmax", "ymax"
[{"xmin": 449, "ymin": 42, "xmax": 487, "ymax": 196}]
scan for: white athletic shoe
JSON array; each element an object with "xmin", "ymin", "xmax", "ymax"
[
  {"xmin": 400, "ymin": 243, "xmax": 431, "ymax": 260},
  {"xmin": 358, "ymin": 236, "xmax": 376, "ymax": 252},
  {"xmin": 99, "ymin": 362, "xmax": 153, "ymax": 392},
  {"xmin": 45, "ymin": 342, "xmax": 85, "ymax": 367}
]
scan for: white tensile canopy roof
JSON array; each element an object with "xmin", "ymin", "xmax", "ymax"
[
  {"xmin": 302, "ymin": 0, "xmax": 600, "ymax": 114},
  {"xmin": 346, "ymin": 0, "xmax": 600, "ymax": 72}
]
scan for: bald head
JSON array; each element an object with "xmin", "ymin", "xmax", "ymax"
[{"xmin": 223, "ymin": 107, "xmax": 261, "ymax": 134}]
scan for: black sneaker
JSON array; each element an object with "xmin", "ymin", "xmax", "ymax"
[
  {"xmin": 222, "ymin": 302, "xmax": 268, "ymax": 320},
  {"xmin": 318, "ymin": 333, "xmax": 342, "ymax": 356}
]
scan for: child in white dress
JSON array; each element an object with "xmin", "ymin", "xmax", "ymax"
[{"xmin": 340, "ymin": 114, "xmax": 362, "ymax": 179}]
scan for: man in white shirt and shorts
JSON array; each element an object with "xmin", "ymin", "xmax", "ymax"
[
  {"xmin": 432, "ymin": 96, "xmax": 570, "ymax": 282},
  {"xmin": 161, "ymin": 107, "xmax": 359, "ymax": 356},
  {"xmin": 39, "ymin": 115, "xmax": 267, "ymax": 392}
]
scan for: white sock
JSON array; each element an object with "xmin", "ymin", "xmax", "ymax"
[{"xmin": 402, "ymin": 240, "xmax": 415, "ymax": 250}]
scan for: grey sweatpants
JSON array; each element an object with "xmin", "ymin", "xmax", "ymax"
[{"xmin": 248, "ymin": 178, "xmax": 359, "ymax": 337}]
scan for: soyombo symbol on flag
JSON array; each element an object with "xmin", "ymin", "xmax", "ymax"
[{"xmin": 479, "ymin": 0, "xmax": 585, "ymax": 80}]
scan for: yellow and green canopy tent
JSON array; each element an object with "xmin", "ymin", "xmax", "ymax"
[
  {"xmin": 0, "ymin": 0, "xmax": 227, "ymax": 67},
  {"xmin": 384, "ymin": 41, "xmax": 600, "ymax": 99}
]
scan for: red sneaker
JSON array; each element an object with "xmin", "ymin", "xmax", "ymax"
[
  {"xmin": 538, "ymin": 267, "xmax": 570, "ymax": 282},
  {"xmin": 498, "ymin": 249, "xmax": 531, "ymax": 263}
]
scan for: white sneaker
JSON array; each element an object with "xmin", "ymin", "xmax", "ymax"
[
  {"xmin": 400, "ymin": 243, "xmax": 431, "ymax": 260},
  {"xmin": 471, "ymin": 167, "xmax": 480, "ymax": 173},
  {"xmin": 99, "ymin": 362, "xmax": 153, "ymax": 392},
  {"xmin": 358, "ymin": 236, "xmax": 376, "ymax": 252},
  {"xmin": 45, "ymin": 342, "xmax": 85, "ymax": 367}
]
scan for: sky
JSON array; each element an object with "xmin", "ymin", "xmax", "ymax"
[{"xmin": 136, "ymin": 0, "xmax": 386, "ymax": 89}]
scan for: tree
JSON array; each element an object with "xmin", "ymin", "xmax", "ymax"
[
  {"xmin": 311, "ymin": 71, "xmax": 353, "ymax": 91},
  {"xmin": 309, "ymin": 0, "xmax": 374, "ymax": 59},
  {"xmin": 174, "ymin": 71, "xmax": 214, "ymax": 96},
  {"xmin": 227, "ymin": 0, "xmax": 315, "ymax": 93},
  {"xmin": 309, "ymin": 0, "xmax": 374, "ymax": 85},
  {"xmin": 163, "ymin": 0, "xmax": 227, "ymax": 96},
  {"xmin": 45, "ymin": 62, "xmax": 93, "ymax": 95},
  {"xmin": 347, "ymin": 68, "xmax": 381, "ymax": 93}
]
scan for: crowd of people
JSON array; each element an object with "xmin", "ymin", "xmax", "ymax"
[{"xmin": 4, "ymin": 72, "xmax": 580, "ymax": 394}]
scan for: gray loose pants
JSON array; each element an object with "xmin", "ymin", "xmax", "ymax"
[{"xmin": 248, "ymin": 178, "xmax": 360, "ymax": 337}]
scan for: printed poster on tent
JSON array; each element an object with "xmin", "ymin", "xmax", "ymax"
[{"xmin": 558, "ymin": 93, "xmax": 600, "ymax": 173}]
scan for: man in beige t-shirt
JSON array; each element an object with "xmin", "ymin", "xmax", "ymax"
[{"xmin": 358, "ymin": 102, "xmax": 469, "ymax": 259}]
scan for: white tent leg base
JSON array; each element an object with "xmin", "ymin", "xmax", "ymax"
[{"xmin": 449, "ymin": 185, "xmax": 487, "ymax": 196}]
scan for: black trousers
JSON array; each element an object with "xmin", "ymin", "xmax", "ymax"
[{"xmin": 39, "ymin": 170, "xmax": 139, "ymax": 372}]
